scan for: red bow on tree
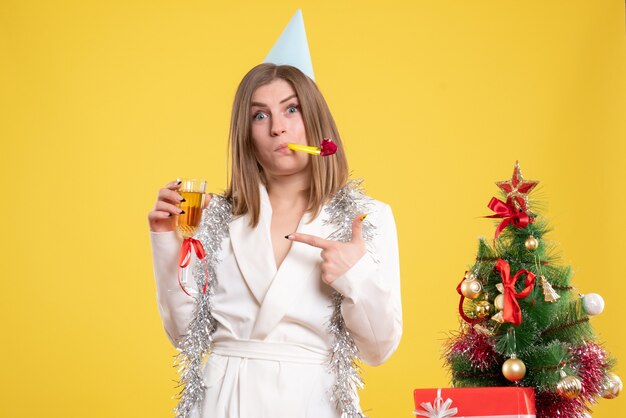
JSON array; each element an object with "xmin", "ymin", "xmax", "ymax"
[
  {"xmin": 485, "ymin": 197, "xmax": 533, "ymax": 239},
  {"xmin": 178, "ymin": 237, "xmax": 209, "ymax": 296},
  {"xmin": 495, "ymin": 259, "xmax": 536, "ymax": 326}
]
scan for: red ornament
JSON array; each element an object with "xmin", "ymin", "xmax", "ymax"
[
  {"xmin": 496, "ymin": 161, "xmax": 539, "ymax": 212},
  {"xmin": 320, "ymin": 137, "xmax": 338, "ymax": 156}
]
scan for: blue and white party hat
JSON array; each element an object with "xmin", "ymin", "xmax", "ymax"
[{"xmin": 264, "ymin": 9, "xmax": 315, "ymax": 80}]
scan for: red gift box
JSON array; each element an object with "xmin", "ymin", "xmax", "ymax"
[{"xmin": 413, "ymin": 387, "xmax": 536, "ymax": 417}]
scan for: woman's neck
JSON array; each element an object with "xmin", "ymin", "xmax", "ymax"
[{"xmin": 265, "ymin": 173, "xmax": 310, "ymax": 211}]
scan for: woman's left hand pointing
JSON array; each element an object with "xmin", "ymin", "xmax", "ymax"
[{"xmin": 286, "ymin": 215, "xmax": 367, "ymax": 284}]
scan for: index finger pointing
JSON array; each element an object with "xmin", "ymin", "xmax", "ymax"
[{"xmin": 287, "ymin": 232, "xmax": 333, "ymax": 249}]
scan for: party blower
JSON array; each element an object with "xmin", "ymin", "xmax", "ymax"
[{"xmin": 287, "ymin": 137, "xmax": 338, "ymax": 156}]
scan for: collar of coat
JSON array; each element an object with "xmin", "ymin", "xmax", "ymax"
[{"xmin": 229, "ymin": 183, "xmax": 332, "ymax": 339}]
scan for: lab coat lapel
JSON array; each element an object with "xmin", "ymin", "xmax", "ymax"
[
  {"xmin": 251, "ymin": 211, "xmax": 326, "ymax": 339},
  {"xmin": 229, "ymin": 185, "xmax": 277, "ymax": 304}
]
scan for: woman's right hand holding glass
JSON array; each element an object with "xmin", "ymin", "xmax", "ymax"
[
  {"xmin": 148, "ymin": 180, "xmax": 186, "ymax": 232},
  {"xmin": 148, "ymin": 180, "xmax": 213, "ymax": 233}
]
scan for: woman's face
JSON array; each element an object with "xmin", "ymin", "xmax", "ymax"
[{"xmin": 250, "ymin": 79, "xmax": 310, "ymax": 179}]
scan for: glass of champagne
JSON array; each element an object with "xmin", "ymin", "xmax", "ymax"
[
  {"xmin": 176, "ymin": 178, "xmax": 207, "ymax": 237},
  {"xmin": 176, "ymin": 178, "xmax": 207, "ymax": 296}
]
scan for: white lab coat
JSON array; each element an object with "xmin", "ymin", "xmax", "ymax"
[{"xmin": 150, "ymin": 184, "xmax": 402, "ymax": 418}]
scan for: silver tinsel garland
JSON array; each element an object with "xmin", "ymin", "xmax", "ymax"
[
  {"xmin": 173, "ymin": 180, "xmax": 375, "ymax": 418},
  {"xmin": 174, "ymin": 195, "xmax": 232, "ymax": 418},
  {"xmin": 324, "ymin": 179, "xmax": 376, "ymax": 418}
]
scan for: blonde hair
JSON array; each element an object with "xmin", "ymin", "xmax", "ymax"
[{"xmin": 225, "ymin": 64, "xmax": 349, "ymax": 227}]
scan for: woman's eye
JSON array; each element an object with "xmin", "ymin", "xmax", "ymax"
[
  {"xmin": 253, "ymin": 112, "xmax": 268, "ymax": 121},
  {"xmin": 286, "ymin": 105, "xmax": 299, "ymax": 114}
]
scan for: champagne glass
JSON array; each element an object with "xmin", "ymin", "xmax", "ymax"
[
  {"xmin": 176, "ymin": 178, "xmax": 207, "ymax": 296},
  {"xmin": 176, "ymin": 178, "xmax": 207, "ymax": 237}
]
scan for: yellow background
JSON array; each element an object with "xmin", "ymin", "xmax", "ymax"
[{"xmin": 1, "ymin": 0, "xmax": 625, "ymax": 416}]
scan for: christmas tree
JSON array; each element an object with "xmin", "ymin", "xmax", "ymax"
[{"xmin": 444, "ymin": 162, "xmax": 622, "ymax": 417}]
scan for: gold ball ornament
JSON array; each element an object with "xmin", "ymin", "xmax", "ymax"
[
  {"xmin": 502, "ymin": 357, "xmax": 526, "ymax": 382},
  {"xmin": 475, "ymin": 301, "xmax": 493, "ymax": 318},
  {"xmin": 494, "ymin": 294, "xmax": 505, "ymax": 311},
  {"xmin": 525, "ymin": 235, "xmax": 539, "ymax": 251},
  {"xmin": 460, "ymin": 276, "xmax": 483, "ymax": 300},
  {"xmin": 557, "ymin": 375, "xmax": 582, "ymax": 399},
  {"xmin": 601, "ymin": 373, "xmax": 623, "ymax": 399}
]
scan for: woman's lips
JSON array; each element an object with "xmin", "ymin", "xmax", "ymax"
[{"xmin": 275, "ymin": 143, "xmax": 291, "ymax": 154}]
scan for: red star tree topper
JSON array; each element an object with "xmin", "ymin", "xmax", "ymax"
[{"xmin": 495, "ymin": 161, "xmax": 539, "ymax": 212}]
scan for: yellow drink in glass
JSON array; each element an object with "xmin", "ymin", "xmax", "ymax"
[{"xmin": 177, "ymin": 179, "xmax": 206, "ymax": 238}]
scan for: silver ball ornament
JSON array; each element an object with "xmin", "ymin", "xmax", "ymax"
[{"xmin": 582, "ymin": 293, "xmax": 605, "ymax": 316}]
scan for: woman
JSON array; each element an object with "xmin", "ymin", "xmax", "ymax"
[{"xmin": 148, "ymin": 64, "xmax": 402, "ymax": 418}]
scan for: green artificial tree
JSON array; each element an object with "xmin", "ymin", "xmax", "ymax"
[{"xmin": 444, "ymin": 162, "xmax": 621, "ymax": 417}]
